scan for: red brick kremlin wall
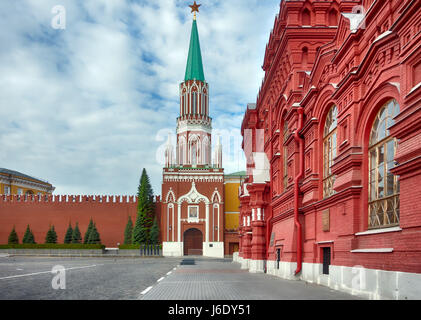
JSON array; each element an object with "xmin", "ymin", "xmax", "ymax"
[{"xmin": 0, "ymin": 195, "xmax": 162, "ymax": 247}]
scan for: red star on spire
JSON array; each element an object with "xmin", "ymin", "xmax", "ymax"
[{"xmin": 189, "ymin": 1, "xmax": 201, "ymax": 14}]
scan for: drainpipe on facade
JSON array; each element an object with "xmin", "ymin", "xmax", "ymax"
[{"xmin": 293, "ymin": 107, "xmax": 304, "ymax": 275}]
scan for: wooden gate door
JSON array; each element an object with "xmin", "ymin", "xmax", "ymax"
[
  {"xmin": 183, "ymin": 228, "xmax": 203, "ymax": 256},
  {"xmin": 229, "ymin": 243, "xmax": 239, "ymax": 255}
]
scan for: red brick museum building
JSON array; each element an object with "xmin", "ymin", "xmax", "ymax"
[{"xmin": 235, "ymin": 0, "xmax": 421, "ymax": 299}]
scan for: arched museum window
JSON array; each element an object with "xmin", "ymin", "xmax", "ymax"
[
  {"xmin": 323, "ymin": 105, "xmax": 338, "ymax": 198},
  {"xmin": 368, "ymin": 99, "xmax": 400, "ymax": 229}
]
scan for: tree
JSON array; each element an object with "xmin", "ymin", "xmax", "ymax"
[
  {"xmin": 133, "ymin": 168, "xmax": 155, "ymax": 244},
  {"xmin": 84, "ymin": 219, "xmax": 94, "ymax": 244},
  {"xmin": 45, "ymin": 227, "xmax": 52, "ymax": 244},
  {"xmin": 87, "ymin": 223, "xmax": 101, "ymax": 244},
  {"xmin": 124, "ymin": 216, "xmax": 133, "ymax": 245},
  {"xmin": 132, "ymin": 212, "xmax": 148, "ymax": 244},
  {"xmin": 64, "ymin": 223, "xmax": 73, "ymax": 244},
  {"xmin": 23, "ymin": 225, "xmax": 36, "ymax": 244},
  {"xmin": 149, "ymin": 216, "xmax": 160, "ymax": 245},
  {"xmin": 22, "ymin": 225, "xmax": 30, "ymax": 243},
  {"xmin": 45, "ymin": 225, "xmax": 57, "ymax": 244},
  {"xmin": 71, "ymin": 223, "xmax": 82, "ymax": 244},
  {"xmin": 27, "ymin": 230, "xmax": 36, "ymax": 244},
  {"xmin": 8, "ymin": 226, "xmax": 19, "ymax": 244}
]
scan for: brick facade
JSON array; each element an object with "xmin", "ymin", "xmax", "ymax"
[
  {"xmin": 0, "ymin": 195, "xmax": 163, "ymax": 247},
  {"xmin": 236, "ymin": 0, "xmax": 421, "ymax": 298}
]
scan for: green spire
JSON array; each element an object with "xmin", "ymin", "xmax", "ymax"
[{"xmin": 184, "ymin": 19, "xmax": 205, "ymax": 82}]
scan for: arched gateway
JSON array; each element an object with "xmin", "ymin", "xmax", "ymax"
[{"xmin": 183, "ymin": 228, "xmax": 203, "ymax": 256}]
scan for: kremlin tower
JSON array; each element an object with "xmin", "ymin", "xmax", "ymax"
[{"xmin": 161, "ymin": 2, "xmax": 225, "ymax": 257}]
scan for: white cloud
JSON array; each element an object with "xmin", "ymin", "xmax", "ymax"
[{"xmin": 0, "ymin": 0, "xmax": 280, "ymax": 195}]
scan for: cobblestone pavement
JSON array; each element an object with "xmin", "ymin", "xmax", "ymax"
[
  {"xmin": 0, "ymin": 256, "xmax": 362, "ymax": 300},
  {"xmin": 0, "ymin": 256, "xmax": 182, "ymax": 300},
  {"xmin": 140, "ymin": 257, "xmax": 361, "ymax": 300}
]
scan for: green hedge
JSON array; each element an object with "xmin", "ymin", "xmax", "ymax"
[
  {"xmin": 118, "ymin": 244, "xmax": 162, "ymax": 250},
  {"xmin": 0, "ymin": 244, "xmax": 105, "ymax": 250}
]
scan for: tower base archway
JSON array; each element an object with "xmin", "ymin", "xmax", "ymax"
[{"xmin": 183, "ymin": 228, "xmax": 203, "ymax": 256}]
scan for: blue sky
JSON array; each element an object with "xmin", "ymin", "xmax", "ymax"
[{"xmin": 0, "ymin": 0, "xmax": 280, "ymax": 195}]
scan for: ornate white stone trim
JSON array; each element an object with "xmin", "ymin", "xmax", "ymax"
[
  {"xmin": 211, "ymin": 188, "xmax": 222, "ymax": 203},
  {"xmin": 163, "ymin": 174, "xmax": 224, "ymax": 183},
  {"xmin": 177, "ymin": 182, "xmax": 210, "ymax": 205},
  {"xmin": 165, "ymin": 188, "xmax": 176, "ymax": 203}
]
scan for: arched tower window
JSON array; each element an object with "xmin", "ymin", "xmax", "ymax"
[
  {"xmin": 368, "ymin": 99, "xmax": 400, "ymax": 229},
  {"xmin": 192, "ymin": 90, "xmax": 197, "ymax": 114},
  {"xmin": 205, "ymin": 92, "xmax": 208, "ymax": 115},
  {"xmin": 302, "ymin": 8, "xmax": 311, "ymax": 26},
  {"xmin": 192, "ymin": 143, "xmax": 197, "ymax": 165},
  {"xmin": 201, "ymin": 88, "xmax": 207, "ymax": 116},
  {"xmin": 200, "ymin": 91, "xmax": 204, "ymax": 115},
  {"xmin": 189, "ymin": 136, "xmax": 200, "ymax": 166},
  {"xmin": 202, "ymin": 136, "xmax": 210, "ymax": 165},
  {"xmin": 323, "ymin": 105, "xmax": 338, "ymax": 198},
  {"xmin": 179, "ymin": 136, "xmax": 186, "ymax": 165},
  {"xmin": 183, "ymin": 89, "xmax": 187, "ymax": 116}
]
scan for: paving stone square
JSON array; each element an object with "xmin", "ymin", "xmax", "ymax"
[
  {"xmin": 141, "ymin": 257, "xmax": 361, "ymax": 300},
  {"xmin": 0, "ymin": 255, "xmax": 361, "ymax": 300}
]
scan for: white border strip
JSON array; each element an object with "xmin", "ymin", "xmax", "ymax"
[
  {"xmin": 0, "ymin": 264, "xmax": 100, "ymax": 280},
  {"xmin": 140, "ymin": 286, "xmax": 153, "ymax": 295},
  {"xmin": 350, "ymin": 248, "xmax": 394, "ymax": 253},
  {"xmin": 355, "ymin": 227, "xmax": 402, "ymax": 236}
]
